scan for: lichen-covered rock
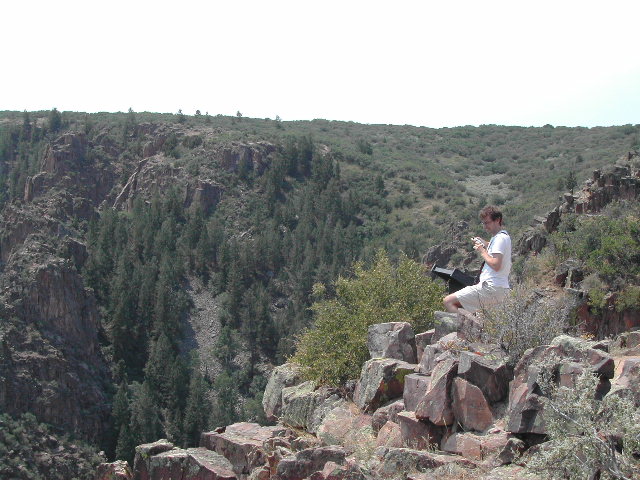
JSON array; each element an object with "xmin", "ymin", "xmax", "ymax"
[
  {"xmin": 262, "ymin": 363, "xmax": 304, "ymax": 422},
  {"xmin": 133, "ymin": 439, "xmax": 175, "ymax": 480},
  {"xmin": 607, "ymin": 356, "xmax": 640, "ymax": 406},
  {"xmin": 441, "ymin": 431, "xmax": 511, "ymax": 462},
  {"xmin": 316, "ymin": 401, "xmax": 373, "ymax": 451},
  {"xmin": 200, "ymin": 422, "xmax": 288, "ymax": 475},
  {"xmin": 353, "ymin": 358, "xmax": 416, "ymax": 412},
  {"xmin": 280, "ymin": 383, "xmax": 341, "ymax": 433},
  {"xmin": 415, "ymin": 329, "xmax": 435, "ymax": 362},
  {"xmin": 273, "ymin": 446, "xmax": 347, "ymax": 480},
  {"xmin": 147, "ymin": 447, "xmax": 236, "ymax": 480},
  {"xmin": 371, "ymin": 447, "xmax": 476, "ymax": 478},
  {"xmin": 375, "ymin": 421, "xmax": 403, "ymax": 448},
  {"xmin": 367, "ymin": 322, "xmax": 417, "ymax": 362}
]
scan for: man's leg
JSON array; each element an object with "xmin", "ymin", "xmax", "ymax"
[{"xmin": 443, "ymin": 293, "xmax": 462, "ymax": 313}]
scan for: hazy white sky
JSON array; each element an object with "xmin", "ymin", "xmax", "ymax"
[{"xmin": 2, "ymin": 0, "xmax": 639, "ymax": 128}]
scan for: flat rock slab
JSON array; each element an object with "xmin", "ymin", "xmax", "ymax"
[
  {"xmin": 403, "ymin": 373, "xmax": 431, "ymax": 412},
  {"xmin": 140, "ymin": 447, "xmax": 236, "ymax": 480},
  {"xmin": 415, "ymin": 358, "xmax": 458, "ymax": 426},
  {"xmin": 354, "ymin": 358, "xmax": 416, "ymax": 412},
  {"xmin": 133, "ymin": 439, "xmax": 175, "ymax": 480},
  {"xmin": 200, "ymin": 422, "xmax": 287, "ymax": 475},
  {"xmin": 95, "ymin": 461, "xmax": 132, "ymax": 480},
  {"xmin": 441, "ymin": 431, "xmax": 511, "ymax": 462},
  {"xmin": 367, "ymin": 322, "xmax": 417, "ymax": 362}
]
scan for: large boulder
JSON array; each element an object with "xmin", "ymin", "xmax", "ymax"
[
  {"xmin": 417, "ymin": 332, "xmax": 468, "ymax": 375},
  {"xmin": 262, "ymin": 363, "xmax": 303, "ymax": 422},
  {"xmin": 403, "ymin": 373, "xmax": 431, "ymax": 411},
  {"xmin": 607, "ymin": 356, "xmax": 640, "ymax": 406},
  {"xmin": 367, "ymin": 322, "xmax": 417, "ymax": 362},
  {"xmin": 371, "ymin": 447, "xmax": 476, "ymax": 478},
  {"xmin": 273, "ymin": 446, "xmax": 347, "ymax": 480},
  {"xmin": 375, "ymin": 421, "xmax": 403, "ymax": 448},
  {"xmin": 415, "ymin": 358, "xmax": 458, "ymax": 426},
  {"xmin": 396, "ymin": 411, "xmax": 444, "ymax": 449},
  {"xmin": 354, "ymin": 358, "xmax": 416, "ymax": 412},
  {"xmin": 457, "ymin": 351, "xmax": 512, "ymax": 404},
  {"xmin": 451, "ymin": 378, "xmax": 494, "ymax": 432},
  {"xmin": 371, "ymin": 399, "xmax": 405, "ymax": 434},
  {"xmin": 316, "ymin": 401, "xmax": 374, "ymax": 451},
  {"xmin": 147, "ymin": 448, "xmax": 236, "ymax": 480},
  {"xmin": 133, "ymin": 439, "xmax": 175, "ymax": 480},
  {"xmin": 415, "ymin": 329, "xmax": 435, "ymax": 361},
  {"xmin": 200, "ymin": 422, "xmax": 288, "ymax": 475},
  {"xmin": 280, "ymin": 382, "xmax": 341, "ymax": 433}
]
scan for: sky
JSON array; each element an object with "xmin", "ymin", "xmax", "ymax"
[{"xmin": 2, "ymin": 0, "xmax": 639, "ymax": 128}]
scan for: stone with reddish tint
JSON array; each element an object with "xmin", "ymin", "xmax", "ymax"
[
  {"xmin": 367, "ymin": 322, "xmax": 417, "ymax": 362},
  {"xmin": 306, "ymin": 460, "xmax": 367, "ymax": 480},
  {"xmin": 133, "ymin": 439, "xmax": 175, "ymax": 480},
  {"xmin": 418, "ymin": 333, "xmax": 467, "ymax": 375},
  {"xmin": 415, "ymin": 358, "xmax": 458, "ymax": 425},
  {"xmin": 371, "ymin": 399, "xmax": 405, "ymax": 434},
  {"xmin": 452, "ymin": 378, "xmax": 494, "ymax": 432},
  {"xmin": 396, "ymin": 411, "xmax": 444, "ymax": 450},
  {"xmin": 200, "ymin": 422, "xmax": 287, "ymax": 475},
  {"xmin": 95, "ymin": 460, "xmax": 132, "ymax": 480},
  {"xmin": 354, "ymin": 358, "xmax": 416, "ymax": 412},
  {"xmin": 608, "ymin": 356, "xmax": 640, "ymax": 406},
  {"xmin": 372, "ymin": 447, "xmax": 476, "ymax": 478},
  {"xmin": 496, "ymin": 437, "xmax": 526, "ymax": 466},
  {"xmin": 274, "ymin": 446, "xmax": 347, "ymax": 480},
  {"xmin": 317, "ymin": 402, "xmax": 373, "ymax": 451},
  {"xmin": 415, "ymin": 329, "xmax": 435, "ymax": 361},
  {"xmin": 146, "ymin": 448, "xmax": 236, "ymax": 480},
  {"xmin": 441, "ymin": 431, "xmax": 511, "ymax": 462},
  {"xmin": 457, "ymin": 351, "xmax": 512, "ymax": 404},
  {"xmin": 375, "ymin": 421, "xmax": 403, "ymax": 448},
  {"xmin": 403, "ymin": 373, "xmax": 431, "ymax": 411}
]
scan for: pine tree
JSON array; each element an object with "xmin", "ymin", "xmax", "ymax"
[{"xmin": 183, "ymin": 355, "xmax": 210, "ymax": 447}]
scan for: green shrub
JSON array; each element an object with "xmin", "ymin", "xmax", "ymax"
[
  {"xmin": 529, "ymin": 366, "xmax": 640, "ymax": 479},
  {"xmin": 290, "ymin": 250, "xmax": 444, "ymax": 386}
]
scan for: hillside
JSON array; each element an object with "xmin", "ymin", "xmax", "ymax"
[{"xmin": 0, "ymin": 109, "xmax": 638, "ymax": 476}]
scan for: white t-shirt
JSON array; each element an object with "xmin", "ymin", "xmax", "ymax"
[{"xmin": 479, "ymin": 230, "xmax": 511, "ymax": 288}]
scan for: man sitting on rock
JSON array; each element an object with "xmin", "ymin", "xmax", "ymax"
[{"xmin": 443, "ymin": 206, "xmax": 511, "ymax": 313}]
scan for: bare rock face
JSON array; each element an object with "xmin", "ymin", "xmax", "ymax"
[
  {"xmin": 415, "ymin": 358, "xmax": 458, "ymax": 426},
  {"xmin": 273, "ymin": 445, "xmax": 348, "ymax": 480},
  {"xmin": 200, "ymin": 422, "xmax": 288, "ymax": 476},
  {"xmin": 403, "ymin": 373, "xmax": 431, "ymax": 411},
  {"xmin": 441, "ymin": 431, "xmax": 512, "ymax": 463},
  {"xmin": 396, "ymin": 411, "xmax": 444, "ymax": 449},
  {"xmin": 451, "ymin": 378, "xmax": 494, "ymax": 432},
  {"xmin": 132, "ymin": 441, "xmax": 239, "ymax": 480},
  {"xmin": 280, "ymin": 383, "xmax": 344, "ymax": 434},
  {"xmin": 0, "ymin": 240, "xmax": 109, "ymax": 442},
  {"xmin": 457, "ymin": 351, "xmax": 512, "ymax": 404},
  {"xmin": 367, "ymin": 322, "xmax": 417, "ymax": 363},
  {"xmin": 219, "ymin": 142, "xmax": 277, "ymax": 175},
  {"xmin": 316, "ymin": 401, "xmax": 373, "ymax": 450},
  {"xmin": 262, "ymin": 363, "xmax": 304, "ymax": 422},
  {"xmin": 353, "ymin": 358, "xmax": 416, "ymax": 412},
  {"xmin": 371, "ymin": 399, "xmax": 405, "ymax": 434}
]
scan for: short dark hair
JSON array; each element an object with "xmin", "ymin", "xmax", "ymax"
[{"xmin": 479, "ymin": 205, "xmax": 503, "ymax": 225}]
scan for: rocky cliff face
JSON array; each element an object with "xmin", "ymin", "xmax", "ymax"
[{"xmin": 0, "ymin": 124, "xmax": 278, "ymax": 447}]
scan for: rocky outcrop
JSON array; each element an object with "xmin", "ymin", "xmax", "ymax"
[
  {"xmin": 262, "ymin": 363, "xmax": 304, "ymax": 422},
  {"xmin": 367, "ymin": 322, "xmax": 417, "ymax": 363},
  {"xmin": 0, "ymin": 238, "xmax": 109, "ymax": 442}
]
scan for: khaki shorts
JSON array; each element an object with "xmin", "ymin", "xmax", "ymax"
[{"xmin": 454, "ymin": 282, "xmax": 510, "ymax": 313}]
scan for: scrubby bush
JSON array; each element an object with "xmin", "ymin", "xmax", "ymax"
[
  {"xmin": 291, "ymin": 250, "xmax": 444, "ymax": 386},
  {"xmin": 478, "ymin": 283, "xmax": 576, "ymax": 364},
  {"xmin": 528, "ymin": 366, "xmax": 640, "ymax": 479}
]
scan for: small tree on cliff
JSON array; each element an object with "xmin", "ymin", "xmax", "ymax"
[{"xmin": 291, "ymin": 250, "xmax": 444, "ymax": 386}]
